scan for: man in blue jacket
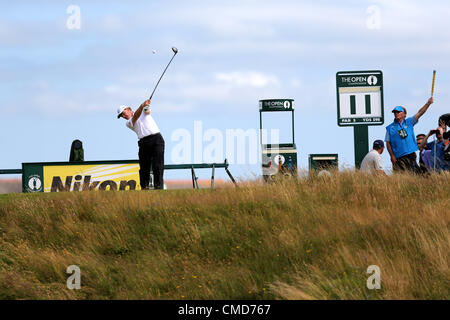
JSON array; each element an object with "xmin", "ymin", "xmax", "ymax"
[{"xmin": 385, "ymin": 97, "xmax": 434, "ymax": 172}]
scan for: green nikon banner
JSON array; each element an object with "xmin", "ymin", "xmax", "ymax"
[
  {"xmin": 336, "ymin": 70, "xmax": 384, "ymax": 168},
  {"xmin": 22, "ymin": 160, "xmax": 142, "ymax": 193},
  {"xmin": 20, "ymin": 160, "xmax": 233, "ymax": 193}
]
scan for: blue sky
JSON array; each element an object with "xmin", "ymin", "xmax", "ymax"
[{"xmin": 1, "ymin": 0, "xmax": 449, "ymax": 181}]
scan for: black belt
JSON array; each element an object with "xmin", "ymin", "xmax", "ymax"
[{"xmin": 139, "ymin": 132, "xmax": 161, "ymax": 142}]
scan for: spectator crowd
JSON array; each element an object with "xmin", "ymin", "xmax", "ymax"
[{"xmin": 360, "ymin": 96, "xmax": 449, "ymax": 174}]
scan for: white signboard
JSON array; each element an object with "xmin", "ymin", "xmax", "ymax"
[{"xmin": 336, "ymin": 71, "xmax": 384, "ymax": 126}]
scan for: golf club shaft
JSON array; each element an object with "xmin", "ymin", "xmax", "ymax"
[
  {"xmin": 149, "ymin": 52, "xmax": 177, "ymax": 100},
  {"xmin": 431, "ymin": 70, "xmax": 436, "ymax": 97}
]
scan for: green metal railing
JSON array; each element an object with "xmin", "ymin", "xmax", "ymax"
[
  {"xmin": 164, "ymin": 159, "xmax": 236, "ymax": 189},
  {"xmin": 0, "ymin": 169, "xmax": 22, "ymax": 174},
  {"xmin": 0, "ymin": 159, "xmax": 236, "ymax": 191}
]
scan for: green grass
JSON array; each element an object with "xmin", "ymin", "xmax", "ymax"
[{"xmin": 0, "ymin": 171, "xmax": 449, "ymax": 299}]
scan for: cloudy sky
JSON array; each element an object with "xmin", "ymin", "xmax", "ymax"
[{"xmin": 1, "ymin": 0, "xmax": 449, "ymax": 180}]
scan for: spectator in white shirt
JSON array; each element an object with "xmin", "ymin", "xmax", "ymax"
[{"xmin": 360, "ymin": 140, "xmax": 387, "ymax": 175}]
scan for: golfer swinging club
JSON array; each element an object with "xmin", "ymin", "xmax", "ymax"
[{"xmin": 117, "ymin": 100, "xmax": 165, "ymax": 190}]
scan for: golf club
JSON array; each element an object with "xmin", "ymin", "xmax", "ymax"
[
  {"xmin": 149, "ymin": 47, "xmax": 178, "ymax": 100},
  {"xmin": 431, "ymin": 70, "xmax": 436, "ymax": 97}
]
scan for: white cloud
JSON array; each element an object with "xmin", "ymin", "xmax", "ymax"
[
  {"xmin": 104, "ymin": 84, "xmax": 120, "ymax": 93},
  {"xmin": 290, "ymin": 78, "xmax": 302, "ymax": 88},
  {"xmin": 99, "ymin": 15, "xmax": 125, "ymax": 33},
  {"xmin": 208, "ymin": 19, "xmax": 277, "ymax": 38},
  {"xmin": 3, "ymin": 0, "xmax": 450, "ymax": 119},
  {"xmin": 216, "ymin": 72, "xmax": 280, "ymax": 88},
  {"xmin": 154, "ymin": 101, "xmax": 195, "ymax": 113}
]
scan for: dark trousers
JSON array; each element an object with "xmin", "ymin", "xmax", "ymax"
[
  {"xmin": 418, "ymin": 152, "xmax": 430, "ymax": 175},
  {"xmin": 393, "ymin": 152, "xmax": 420, "ymax": 173},
  {"xmin": 138, "ymin": 133, "xmax": 165, "ymax": 189}
]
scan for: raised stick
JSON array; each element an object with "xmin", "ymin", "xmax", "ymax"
[{"xmin": 431, "ymin": 70, "xmax": 436, "ymax": 97}]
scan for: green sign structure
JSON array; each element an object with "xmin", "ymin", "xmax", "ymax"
[
  {"xmin": 22, "ymin": 163, "xmax": 44, "ymax": 193},
  {"xmin": 259, "ymin": 99, "xmax": 294, "ymax": 112},
  {"xmin": 308, "ymin": 154, "xmax": 339, "ymax": 171},
  {"xmin": 336, "ymin": 71, "xmax": 384, "ymax": 126},
  {"xmin": 259, "ymin": 99, "xmax": 297, "ymax": 181},
  {"xmin": 336, "ymin": 70, "xmax": 384, "ymax": 168}
]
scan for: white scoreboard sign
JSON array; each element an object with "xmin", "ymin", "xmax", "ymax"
[{"xmin": 336, "ymin": 70, "xmax": 384, "ymax": 126}]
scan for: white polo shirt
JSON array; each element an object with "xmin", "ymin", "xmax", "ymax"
[
  {"xmin": 126, "ymin": 111, "xmax": 160, "ymax": 139},
  {"xmin": 360, "ymin": 149, "xmax": 384, "ymax": 172}
]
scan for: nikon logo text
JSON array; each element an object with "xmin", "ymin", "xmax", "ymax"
[{"xmin": 51, "ymin": 175, "xmax": 137, "ymax": 192}]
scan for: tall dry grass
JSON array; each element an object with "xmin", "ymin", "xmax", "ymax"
[{"xmin": 0, "ymin": 171, "xmax": 448, "ymax": 299}]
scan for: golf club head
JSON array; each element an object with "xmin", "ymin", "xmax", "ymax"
[{"xmin": 172, "ymin": 47, "xmax": 178, "ymax": 54}]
